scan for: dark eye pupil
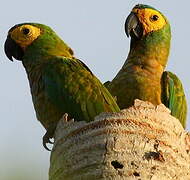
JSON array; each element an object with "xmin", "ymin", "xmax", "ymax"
[
  {"xmin": 152, "ymin": 15, "xmax": 159, "ymax": 21},
  {"xmin": 22, "ymin": 28, "xmax": 30, "ymax": 35}
]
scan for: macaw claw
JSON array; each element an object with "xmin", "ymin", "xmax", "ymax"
[{"xmin": 42, "ymin": 123, "xmax": 57, "ymax": 151}]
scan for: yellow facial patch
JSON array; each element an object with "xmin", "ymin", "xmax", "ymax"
[
  {"xmin": 10, "ymin": 25, "xmax": 41, "ymax": 49},
  {"xmin": 132, "ymin": 8, "xmax": 167, "ymax": 35}
]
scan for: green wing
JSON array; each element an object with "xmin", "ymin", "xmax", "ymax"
[
  {"xmin": 161, "ymin": 71, "xmax": 187, "ymax": 128},
  {"xmin": 43, "ymin": 57, "xmax": 120, "ymax": 122}
]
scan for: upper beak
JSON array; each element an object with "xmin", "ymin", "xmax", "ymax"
[
  {"xmin": 4, "ymin": 34, "xmax": 24, "ymax": 61},
  {"xmin": 125, "ymin": 12, "xmax": 143, "ymax": 39}
]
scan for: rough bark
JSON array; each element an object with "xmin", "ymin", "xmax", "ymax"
[{"xmin": 49, "ymin": 99, "xmax": 190, "ymax": 180}]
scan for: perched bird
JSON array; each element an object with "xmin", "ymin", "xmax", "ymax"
[
  {"xmin": 4, "ymin": 23, "xmax": 120, "ymax": 150},
  {"xmin": 105, "ymin": 4, "xmax": 187, "ymax": 127}
]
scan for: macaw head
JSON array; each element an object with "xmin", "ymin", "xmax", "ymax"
[
  {"xmin": 125, "ymin": 4, "xmax": 170, "ymax": 40},
  {"xmin": 4, "ymin": 23, "xmax": 74, "ymax": 62}
]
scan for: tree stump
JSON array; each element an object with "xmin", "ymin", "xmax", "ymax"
[{"xmin": 49, "ymin": 99, "xmax": 190, "ymax": 180}]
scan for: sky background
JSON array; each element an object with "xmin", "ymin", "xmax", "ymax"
[{"xmin": 1, "ymin": 1, "xmax": 189, "ymax": 179}]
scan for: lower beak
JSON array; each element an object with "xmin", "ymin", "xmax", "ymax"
[{"xmin": 4, "ymin": 35, "xmax": 24, "ymax": 61}]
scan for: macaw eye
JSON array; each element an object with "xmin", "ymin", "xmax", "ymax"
[
  {"xmin": 22, "ymin": 28, "xmax": 30, "ymax": 35},
  {"xmin": 150, "ymin": 15, "xmax": 159, "ymax": 21}
]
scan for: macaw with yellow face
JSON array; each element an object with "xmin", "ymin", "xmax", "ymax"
[
  {"xmin": 106, "ymin": 4, "xmax": 187, "ymax": 127},
  {"xmin": 4, "ymin": 23, "xmax": 120, "ymax": 150}
]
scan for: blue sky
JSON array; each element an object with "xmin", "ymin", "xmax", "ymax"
[{"xmin": 1, "ymin": 1, "xmax": 189, "ymax": 179}]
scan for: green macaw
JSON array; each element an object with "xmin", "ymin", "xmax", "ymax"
[
  {"xmin": 105, "ymin": 4, "xmax": 187, "ymax": 127},
  {"xmin": 4, "ymin": 23, "xmax": 120, "ymax": 150}
]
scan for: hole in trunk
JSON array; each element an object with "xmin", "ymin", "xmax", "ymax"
[{"xmin": 111, "ymin": 160, "xmax": 124, "ymax": 169}]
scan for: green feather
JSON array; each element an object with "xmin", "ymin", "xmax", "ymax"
[
  {"xmin": 134, "ymin": 4, "xmax": 157, "ymax": 10},
  {"xmin": 161, "ymin": 71, "xmax": 187, "ymax": 128},
  {"xmin": 43, "ymin": 57, "xmax": 120, "ymax": 122}
]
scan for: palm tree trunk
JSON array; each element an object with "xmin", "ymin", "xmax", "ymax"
[{"xmin": 49, "ymin": 99, "xmax": 190, "ymax": 180}]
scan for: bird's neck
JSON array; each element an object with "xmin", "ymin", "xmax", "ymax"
[
  {"xmin": 123, "ymin": 25, "xmax": 171, "ymax": 79},
  {"xmin": 22, "ymin": 35, "xmax": 74, "ymax": 68}
]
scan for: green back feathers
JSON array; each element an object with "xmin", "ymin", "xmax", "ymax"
[
  {"xmin": 161, "ymin": 71, "xmax": 187, "ymax": 127},
  {"xmin": 43, "ymin": 57, "xmax": 120, "ymax": 122}
]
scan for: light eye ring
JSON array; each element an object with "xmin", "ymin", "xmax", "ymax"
[{"xmin": 150, "ymin": 14, "xmax": 159, "ymax": 22}]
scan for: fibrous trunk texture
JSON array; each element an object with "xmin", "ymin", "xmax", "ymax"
[{"xmin": 49, "ymin": 99, "xmax": 190, "ymax": 180}]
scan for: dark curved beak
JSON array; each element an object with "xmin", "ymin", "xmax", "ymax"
[
  {"xmin": 125, "ymin": 12, "xmax": 143, "ymax": 39},
  {"xmin": 4, "ymin": 35, "xmax": 24, "ymax": 61}
]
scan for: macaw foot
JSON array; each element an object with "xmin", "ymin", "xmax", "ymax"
[
  {"xmin": 43, "ymin": 123, "xmax": 57, "ymax": 151},
  {"xmin": 43, "ymin": 114, "xmax": 72, "ymax": 151}
]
